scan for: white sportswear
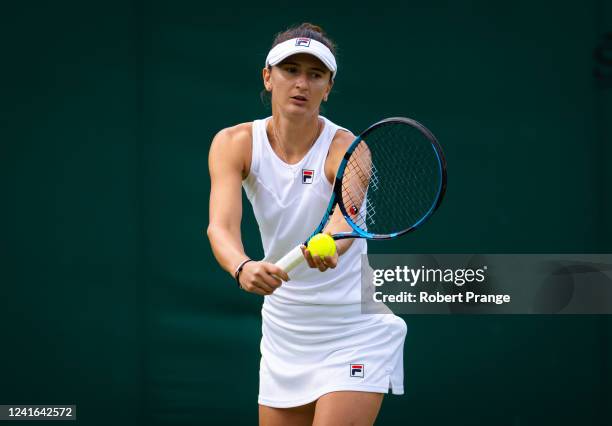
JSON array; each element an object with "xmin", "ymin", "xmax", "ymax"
[{"xmin": 242, "ymin": 115, "xmax": 407, "ymax": 408}]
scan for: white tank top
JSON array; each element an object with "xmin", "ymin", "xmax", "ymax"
[{"xmin": 243, "ymin": 115, "xmax": 367, "ymax": 305}]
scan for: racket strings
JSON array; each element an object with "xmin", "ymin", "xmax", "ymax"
[
  {"xmin": 340, "ymin": 122, "xmax": 442, "ymax": 235},
  {"xmin": 342, "ymin": 142, "xmax": 376, "ymax": 228}
]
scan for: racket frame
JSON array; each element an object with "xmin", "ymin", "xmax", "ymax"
[{"xmin": 308, "ymin": 117, "xmax": 447, "ymax": 243}]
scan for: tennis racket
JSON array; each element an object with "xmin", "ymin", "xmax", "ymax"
[{"xmin": 275, "ymin": 117, "xmax": 447, "ymax": 274}]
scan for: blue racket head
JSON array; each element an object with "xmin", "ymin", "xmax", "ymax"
[{"xmin": 320, "ymin": 117, "xmax": 447, "ymax": 241}]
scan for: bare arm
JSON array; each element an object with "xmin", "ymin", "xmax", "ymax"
[
  {"xmin": 206, "ymin": 125, "xmax": 288, "ymax": 294},
  {"xmin": 301, "ymin": 130, "xmax": 357, "ymax": 271}
]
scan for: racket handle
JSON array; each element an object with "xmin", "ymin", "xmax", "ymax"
[{"xmin": 275, "ymin": 245, "xmax": 305, "ymax": 274}]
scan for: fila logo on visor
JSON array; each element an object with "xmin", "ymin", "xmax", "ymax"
[
  {"xmin": 350, "ymin": 364, "xmax": 364, "ymax": 378},
  {"xmin": 302, "ymin": 169, "xmax": 314, "ymax": 184},
  {"xmin": 295, "ymin": 38, "xmax": 311, "ymax": 47}
]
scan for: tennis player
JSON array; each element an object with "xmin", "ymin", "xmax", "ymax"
[{"xmin": 207, "ymin": 23, "xmax": 407, "ymax": 426}]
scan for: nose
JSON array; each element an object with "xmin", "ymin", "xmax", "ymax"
[{"xmin": 295, "ymin": 71, "xmax": 308, "ymax": 88}]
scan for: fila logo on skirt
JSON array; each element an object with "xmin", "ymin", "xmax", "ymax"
[
  {"xmin": 302, "ymin": 169, "xmax": 314, "ymax": 184},
  {"xmin": 350, "ymin": 364, "xmax": 364, "ymax": 378}
]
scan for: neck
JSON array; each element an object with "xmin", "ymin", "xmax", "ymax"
[{"xmin": 268, "ymin": 111, "xmax": 321, "ymax": 162}]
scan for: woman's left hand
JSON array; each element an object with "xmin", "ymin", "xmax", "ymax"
[{"xmin": 300, "ymin": 245, "xmax": 338, "ymax": 272}]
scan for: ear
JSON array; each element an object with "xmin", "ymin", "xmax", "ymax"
[
  {"xmin": 262, "ymin": 67, "xmax": 272, "ymax": 92},
  {"xmin": 323, "ymin": 79, "xmax": 334, "ymax": 102}
]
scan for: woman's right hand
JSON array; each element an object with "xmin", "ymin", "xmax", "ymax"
[{"xmin": 238, "ymin": 261, "xmax": 289, "ymax": 296}]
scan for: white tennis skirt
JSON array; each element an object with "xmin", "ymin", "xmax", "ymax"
[{"xmin": 258, "ymin": 295, "xmax": 407, "ymax": 408}]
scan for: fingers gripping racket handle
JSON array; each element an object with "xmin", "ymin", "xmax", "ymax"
[{"xmin": 275, "ymin": 245, "xmax": 305, "ymax": 274}]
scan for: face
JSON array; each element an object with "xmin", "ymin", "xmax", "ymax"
[{"xmin": 262, "ymin": 53, "xmax": 333, "ymax": 116}]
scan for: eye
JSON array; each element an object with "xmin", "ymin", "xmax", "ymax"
[
  {"xmin": 311, "ymin": 72, "xmax": 323, "ymax": 79},
  {"xmin": 283, "ymin": 66, "xmax": 298, "ymax": 74}
]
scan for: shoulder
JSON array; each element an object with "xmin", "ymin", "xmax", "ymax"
[
  {"xmin": 329, "ymin": 126, "xmax": 355, "ymax": 157},
  {"xmin": 324, "ymin": 125, "xmax": 356, "ymax": 182},
  {"xmin": 209, "ymin": 122, "xmax": 254, "ymax": 178},
  {"xmin": 320, "ymin": 116, "xmax": 355, "ymax": 150},
  {"xmin": 332, "ymin": 127, "xmax": 355, "ymax": 146},
  {"xmin": 211, "ymin": 122, "xmax": 253, "ymax": 149}
]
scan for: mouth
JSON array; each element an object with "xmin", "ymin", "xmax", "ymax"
[{"xmin": 291, "ymin": 95, "xmax": 308, "ymax": 102}]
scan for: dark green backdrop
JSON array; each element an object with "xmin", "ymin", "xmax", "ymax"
[{"xmin": 1, "ymin": 1, "xmax": 611, "ymax": 425}]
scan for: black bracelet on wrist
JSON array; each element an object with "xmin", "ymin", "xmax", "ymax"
[{"xmin": 234, "ymin": 258, "xmax": 253, "ymax": 288}]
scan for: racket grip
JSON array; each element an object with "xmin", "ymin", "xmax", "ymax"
[{"xmin": 275, "ymin": 245, "xmax": 305, "ymax": 274}]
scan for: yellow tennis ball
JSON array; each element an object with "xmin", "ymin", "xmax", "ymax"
[{"xmin": 307, "ymin": 233, "xmax": 336, "ymax": 259}]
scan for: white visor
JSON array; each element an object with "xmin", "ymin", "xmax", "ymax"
[{"xmin": 265, "ymin": 37, "xmax": 337, "ymax": 80}]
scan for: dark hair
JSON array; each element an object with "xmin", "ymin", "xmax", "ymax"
[
  {"xmin": 260, "ymin": 23, "xmax": 337, "ymax": 107},
  {"xmin": 270, "ymin": 23, "xmax": 337, "ymax": 56}
]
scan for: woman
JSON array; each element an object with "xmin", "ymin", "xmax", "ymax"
[{"xmin": 207, "ymin": 23, "xmax": 407, "ymax": 426}]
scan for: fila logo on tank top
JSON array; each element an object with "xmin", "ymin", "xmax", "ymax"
[
  {"xmin": 243, "ymin": 115, "xmax": 367, "ymax": 304},
  {"xmin": 302, "ymin": 169, "xmax": 314, "ymax": 184}
]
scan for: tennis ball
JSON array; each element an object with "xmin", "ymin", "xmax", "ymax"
[{"xmin": 307, "ymin": 233, "xmax": 337, "ymax": 259}]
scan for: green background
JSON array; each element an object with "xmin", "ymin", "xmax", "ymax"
[{"xmin": 1, "ymin": 1, "xmax": 611, "ymax": 425}]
